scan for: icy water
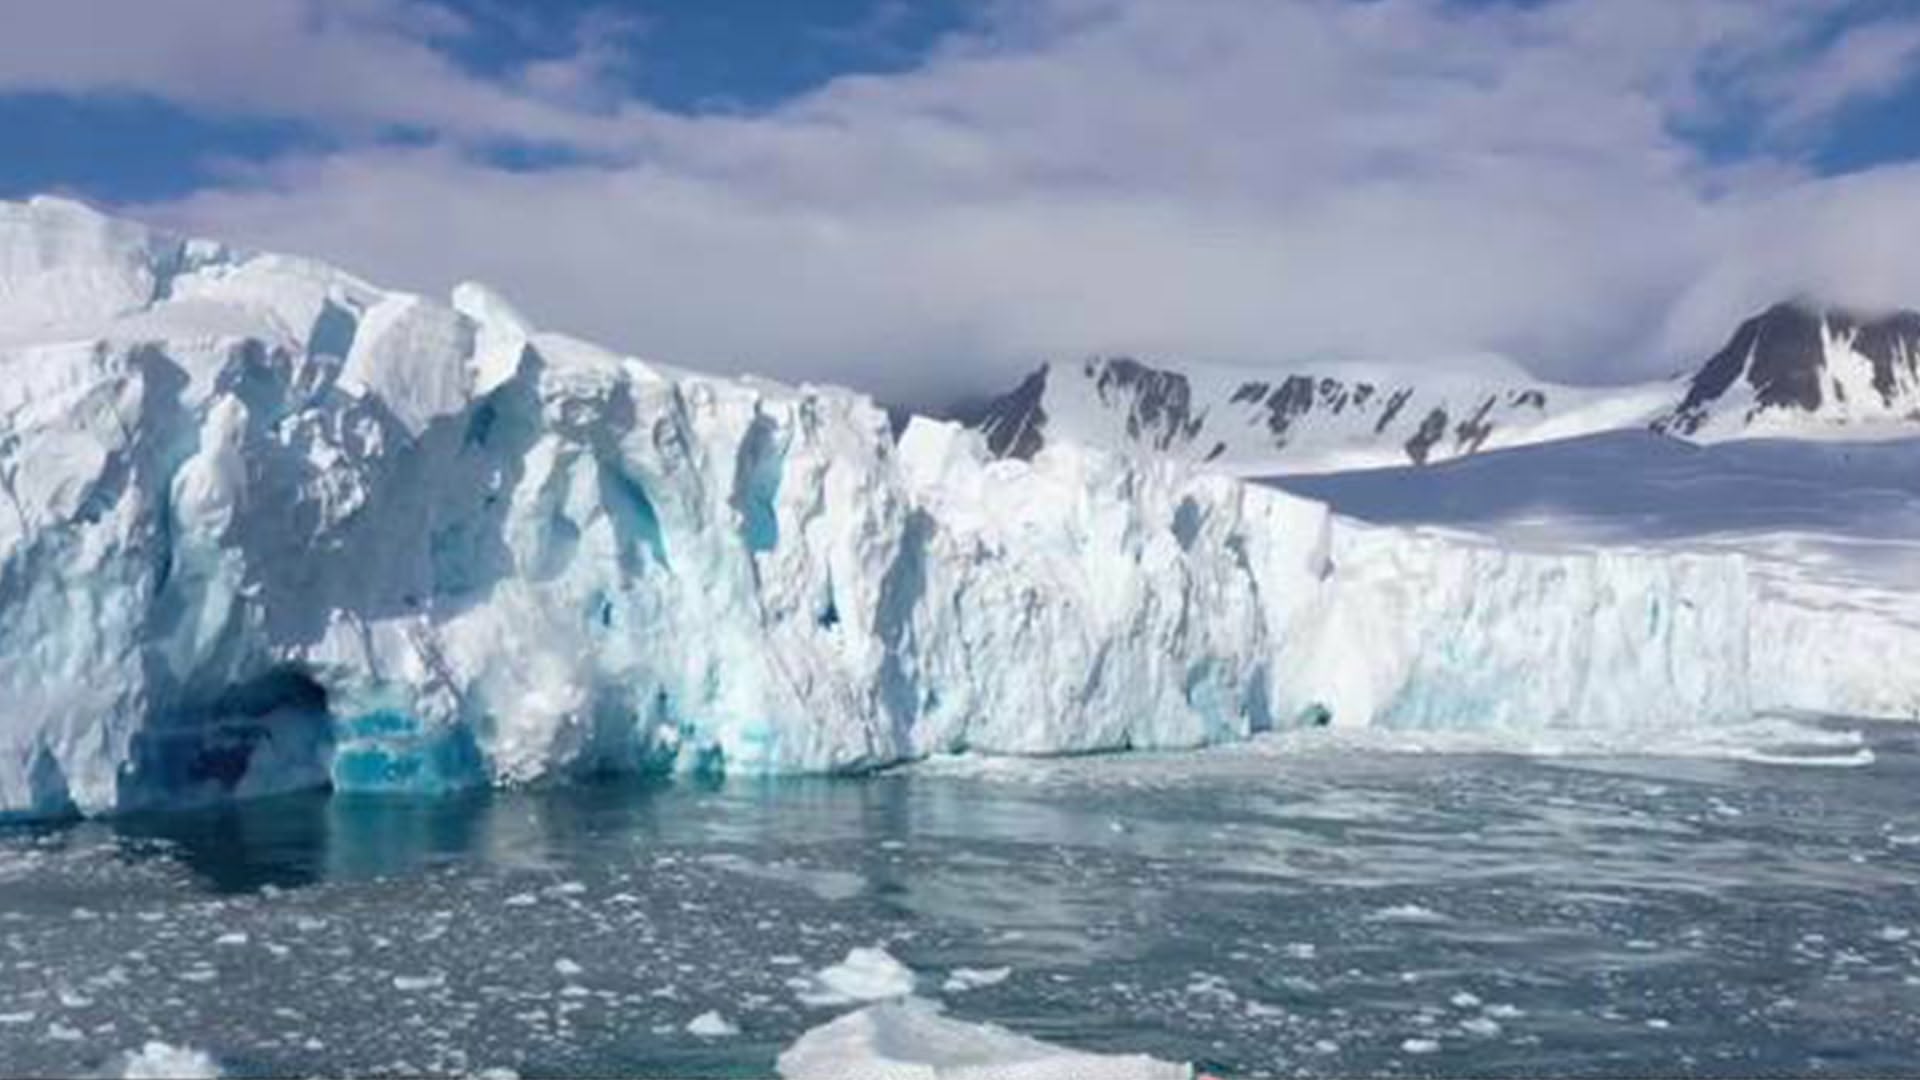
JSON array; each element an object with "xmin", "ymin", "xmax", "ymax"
[{"xmin": 4, "ymin": 721, "xmax": 1920, "ymax": 1078}]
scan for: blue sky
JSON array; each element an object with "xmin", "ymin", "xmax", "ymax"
[
  {"xmin": 4, "ymin": 0, "xmax": 1920, "ymax": 401},
  {"xmin": 3, "ymin": 1, "xmax": 976, "ymax": 201}
]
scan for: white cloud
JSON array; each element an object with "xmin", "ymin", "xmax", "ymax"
[
  {"xmin": 16, "ymin": 0, "xmax": 1910, "ymax": 403},
  {"xmin": 1660, "ymin": 163, "xmax": 1920, "ymax": 359},
  {"xmin": 0, "ymin": 0, "xmax": 655, "ymax": 147},
  {"xmin": 1758, "ymin": 15, "xmax": 1920, "ymax": 133}
]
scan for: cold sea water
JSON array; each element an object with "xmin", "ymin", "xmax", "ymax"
[{"xmin": 1, "ymin": 718, "xmax": 1917, "ymax": 1077}]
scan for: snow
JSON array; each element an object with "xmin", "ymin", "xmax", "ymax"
[
  {"xmin": 981, "ymin": 311, "xmax": 1920, "ymax": 479},
  {"xmin": 0, "ymin": 196, "xmax": 1911, "ymax": 819},
  {"xmin": 115, "ymin": 1041, "xmax": 223, "ymax": 1079},
  {"xmin": 980, "ymin": 354, "xmax": 1680, "ymax": 476},
  {"xmin": 794, "ymin": 946, "xmax": 918, "ymax": 1007},
  {"xmin": 1671, "ymin": 314, "xmax": 1920, "ymax": 442},
  {"xmin": 776, "ymin": 997, "xmax": 1190, "ymax": 1080}
]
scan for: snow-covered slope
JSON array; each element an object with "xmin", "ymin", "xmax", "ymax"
[
  {"xmin": 968, "ymin": 302, "xmax": 1920, "ymax": 475},
  {"xmin": 967, "ymin": 356, "xmax": 1677, "ymax": 476},
  {"xmin": 0, "ymin": 197, "xmax": 1906, "ymax": 819},
  {"xmin": 1654, "ymin": 301, "xmax": 1920, "ymax": 440}
]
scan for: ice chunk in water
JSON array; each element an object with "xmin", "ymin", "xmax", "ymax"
[
  {"xmin": 794, "ymin": 946, "xmax": 917, "ymax": 1007},
  {"xmin": 686, "ymin": 1010, "xmax": 739, "ymax": 1038},
  {"xmin": 777, "ymin": 997, "xmax": 1190, "ymax": 1079},
  {"xmin": 941, "ymin": 966, "xmax": 1012, "ymax": 993},
  {"xmin": 115, "ymin": 1042, "xmax": 223, "ymax": 1079}
]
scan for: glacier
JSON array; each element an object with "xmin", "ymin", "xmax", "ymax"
[{"xmin": 0, "ymin": 196, "xmax": 1910, "ymax": 819}]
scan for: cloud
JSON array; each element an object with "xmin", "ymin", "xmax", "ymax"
[
  {"xmin": 1659, "ymin": 163, "xmax": 1920, "ymax": 359},
  {"xmin": 16, "ymin": 0, "xmax": 1913, "ymax": 404},
  {"xmin": 1757, "ymin": 14, "xmax": 1920, "ymax": 133},
  {"xmin": 0, "ymin": 0, "xmax": 656, "ymax": 147}
]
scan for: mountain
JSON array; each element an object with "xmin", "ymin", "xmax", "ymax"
[
  {"xmin": 965, "ymin": 355, "xmax": 1676, "ymax": 475},
  {"xmin": 967, "ymin": 303, "xmax": 1920, "ymax": 474},
  {"xmin": 0, "ymin": 196, "xmax": 1904, "ymax": 819},
  {"xmin": 1653, "ymin": 301, "xmax": 1920, "ymax": 439}
]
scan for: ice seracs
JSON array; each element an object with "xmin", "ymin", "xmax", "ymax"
[{"xmin": 0, "ymin": 196, "xmax": 1911, "ymax": 819}]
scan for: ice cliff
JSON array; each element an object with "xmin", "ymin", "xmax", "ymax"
[{"xmin": 0, "ymin": 198, "xmax": 1900, "ymax": 818}]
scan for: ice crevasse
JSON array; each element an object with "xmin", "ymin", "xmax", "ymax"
[{"xmin": 0, "ymin": 197, "xmax": 1904, "ymax": 818}]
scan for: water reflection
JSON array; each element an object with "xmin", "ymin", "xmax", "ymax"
[{"xmin": 111, "ymin": 790, "xmax": 338, "ymax": 892}]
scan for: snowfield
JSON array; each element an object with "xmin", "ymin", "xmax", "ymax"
[{"xmin": 0, "ymin": 196, "xmax": 1911, "ymax": 818}]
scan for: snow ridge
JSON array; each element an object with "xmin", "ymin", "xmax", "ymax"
[
  {"xmin": 969, "ymin": 355, "xmax": 1676, "ymax": 476},
  {"xmin": 972, "ymin": 302, "xmax": 1920, "ymax": 476}
]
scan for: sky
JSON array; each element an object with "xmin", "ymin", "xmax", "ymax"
[{"xmin": 5, "ymin": 0, "xmax": 1920, "ymax": 406}]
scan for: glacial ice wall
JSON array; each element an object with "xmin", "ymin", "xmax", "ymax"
[
  {"xmin": 0, "ymin": 197, "xmax": 1877, "ymax": 818},
  {"xmin": 1749, "ymin": 577, "xmax": 1920, "ymax": 722},
  {"xmin": 1270, "ymin": 528, "xmax": 1753, "ymax": 736}
]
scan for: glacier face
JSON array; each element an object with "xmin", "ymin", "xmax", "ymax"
[
  {"xmin": 0, "ymin": 196, "xmax": 1331, "ymax": 815},
  {"xmin": 0, "ymin": 196, "xmax": 1888, "ymax": 819}
]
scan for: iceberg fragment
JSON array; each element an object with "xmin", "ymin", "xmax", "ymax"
[
  {"xmin": 776, "ymin": 997, "xmax": 1190, "ymax": 1080},
  {"xmin": 794, "ymin": 946, "xmax": 918, "ymax": 1007},
  {"xmin": 114, "ymin": 1041, "xmax": 223, "ymax": 1080}
]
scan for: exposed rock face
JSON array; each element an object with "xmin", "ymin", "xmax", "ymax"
[
  {"xmin": 967, "ymin": 303, "xmax": 1920, "ymax": 475},
  {"xmin": 962, "ymin": 354, "xmax": 1595, "ymax": 475},
  {"xmin": 1657, "ymin": 302, "xmax": 1920, "ymax": 437},
  {"xmin": 1091, "ymin": 358, "xmax": 1205, "ymax": 452},
  {"xmin": 969, "ymin": 366, "xmax": 1049, "ymax": 461}
]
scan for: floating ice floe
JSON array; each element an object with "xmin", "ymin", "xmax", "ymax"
[
  {"xmin": 777, "ymin": 997, "xmax": 1189, "ymax": 1080},
  {"xmin": 941, "ymin": 966, "xmax": 1012, "ymax": 993},
  {"xmin": 793, "ymin": 946, "xmax": 918, "ymax": 1007},
  {"xmin": 114, "ymin": 1042, "xmax": 222, "ymax": 1079},
  {"xmin": 685, "ymin": 1010, "xmax": 739, "ymax": 1038}
]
